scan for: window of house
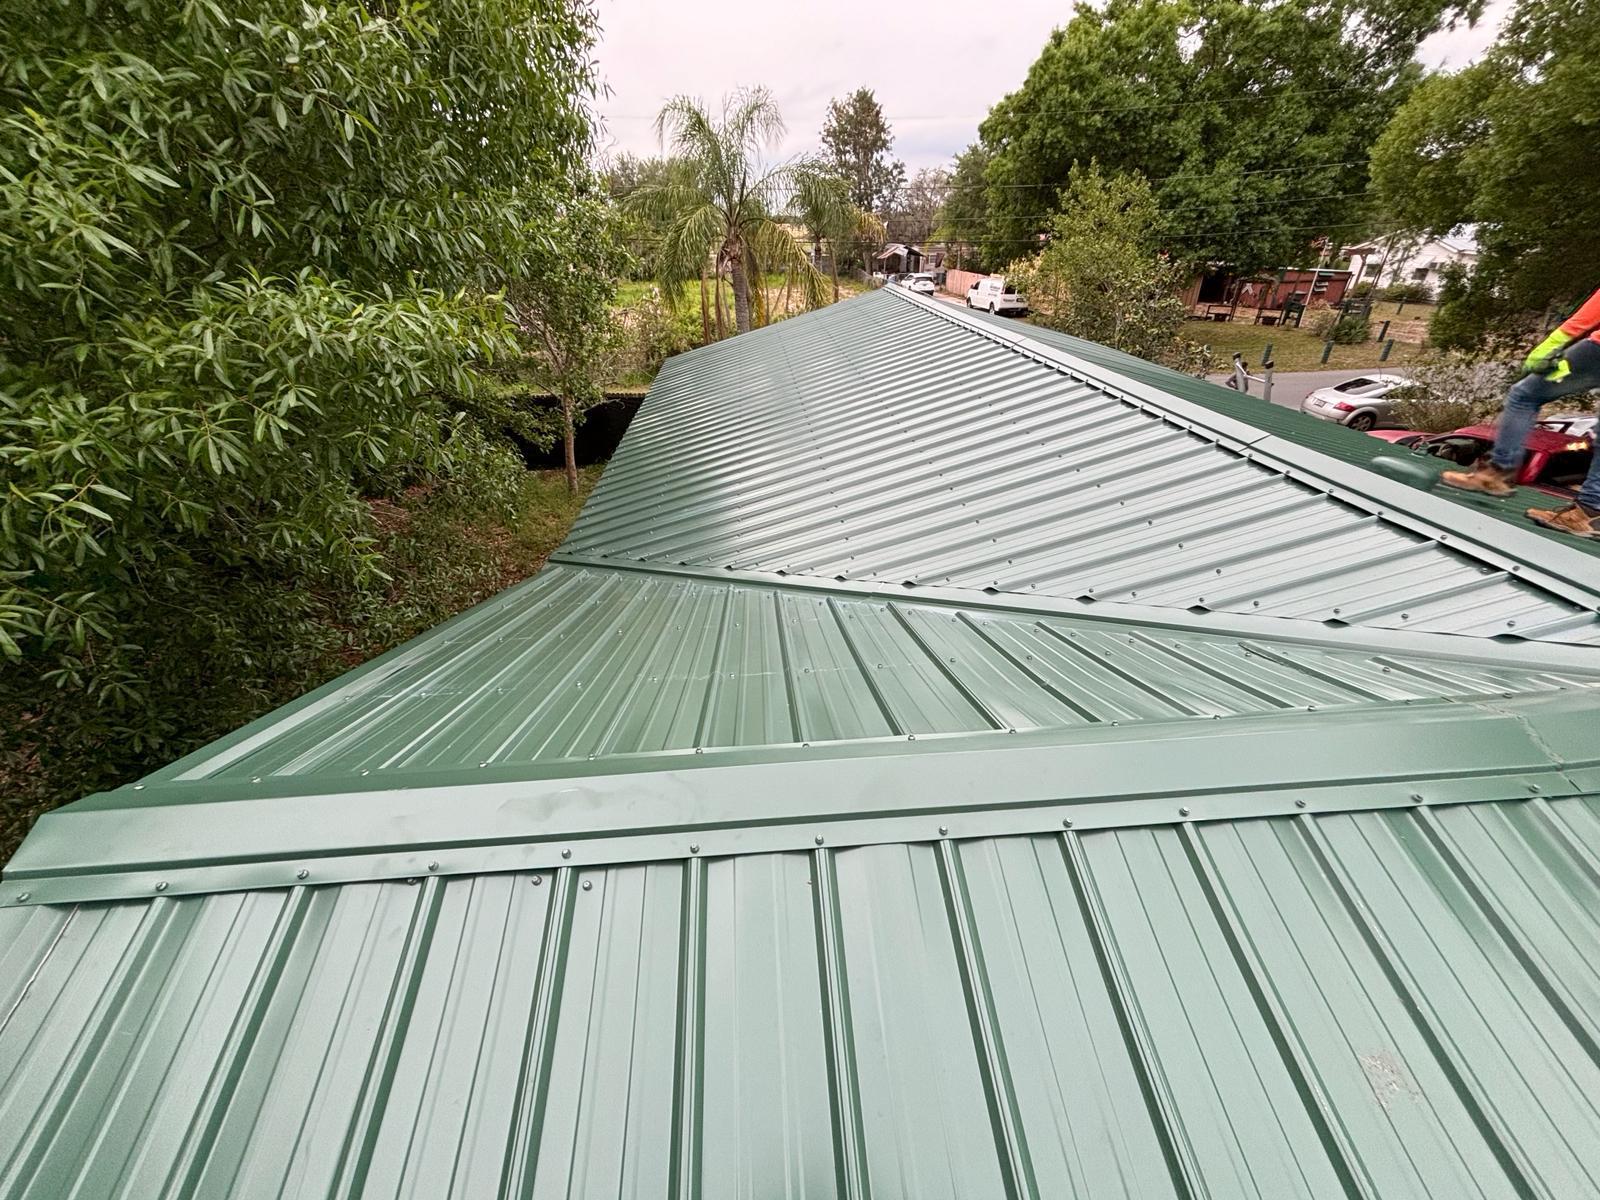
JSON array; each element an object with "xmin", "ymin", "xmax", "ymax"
[{"xmin": 1411, "ymin": 267, "xmax": 1428, "ymax": 281}]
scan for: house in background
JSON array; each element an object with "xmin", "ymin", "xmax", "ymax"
[
  {"xmin": 874, "ymin": 241, "xmax": 923, "ymax": 274},
  {"xmin": 1343, "ymin": 226, "xmax": 1479, "ymax": 293}
]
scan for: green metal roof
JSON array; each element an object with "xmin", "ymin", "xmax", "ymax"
[
  {"xmin": 5, "ymin": 288, "xmax": 1600, "ymax": 1198},
  {"xmin": 966, "ymin": 305, "xmax": 1600, "ymax": 553}
]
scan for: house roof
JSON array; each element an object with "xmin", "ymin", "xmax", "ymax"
[{"xmin": 5, "ymin": 287, "xmax": 1600, "ymax": 1199}]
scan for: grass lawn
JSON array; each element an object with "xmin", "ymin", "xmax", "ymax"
[{"xmin": 1193, "ymin": 319, "xmax": 1432, "ymax": 373}]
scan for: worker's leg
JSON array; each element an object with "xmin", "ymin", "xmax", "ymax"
[
  {"xmin": 1493, "ymin": 339, "xmax": 1600, "ymax": 469},
  {"xmin": 1521, "ymin": 340, "xmax": 1600, "ymax": 536},
  {"xmin": 1446, "ymin": 340, "xmax": 1600, "ymax": 497}
]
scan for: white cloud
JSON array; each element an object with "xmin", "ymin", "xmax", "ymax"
[{"xmin": 594, "ymin": 0, "xmax": 1513, "ymax": 172}]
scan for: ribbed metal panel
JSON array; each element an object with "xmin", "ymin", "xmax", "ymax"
[
  {"xmin": 6, "ymin": 796, "xmax": 1599, "ymax": 1198},
  {"xmin": 135, "ymin": 562, "xmax": 1600, "ymax": 786},
  {"xmin": 563, "ymin": 290, "xmax": 1600, "ymax": 643}
]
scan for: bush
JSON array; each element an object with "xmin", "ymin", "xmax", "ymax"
[
  {"xmin": 1304, "ymin": 306, "xmax": 1342, "ymax": 338},
  {"xmin": 1349, "ymin": 281, "xmax": 1375, "ymax": 300},
  {"xmin": 1378, "ymin": 281, "xmax": 1435, "ymax": 304},
  {"xmin": 1388, "ymin": 357, "xmax": 1518, "ymax": 432},
  {"xmin": 0, "ymin": 2, "xmax": 601, "ymax": 824},
  {"xmin": 1331, "ymin": 313, "xmax": 1372, "ymax": 344}
]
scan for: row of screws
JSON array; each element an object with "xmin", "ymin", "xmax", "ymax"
[{"xmin": 6, "ymin": 783, "xmax": 1553, "ymax": 904}]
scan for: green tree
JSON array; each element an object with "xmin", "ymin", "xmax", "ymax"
[
  {"xmin": 937, "ymin": 144, "xmax": 994, "ymax": 270},
  {"xmin": 1370, "ymin": 0, "xmax": 1600, "ymax": 346},
  {"xmin": 820, "ymin": 87, "xmax": 906, "ymax": 219},
  {"xmin": 629, "ymin": 89, "xmax": 830, "ymax": 334},
  {"xmin": 510, "ymin": 189, "xmax": 631, "ymax": 492},
  {"xmin": 1005, "ymin": 166, "xmax": 1210, "ymax": 372},
  {"xmin": 887, "ymin": 167, "xmax": 949, "ymax": 249},
  {"xmin": 0, "ymin": 1, "xmax": 598, "ymax": 756},
  {"xmin": 968, "ymin": 0, "xmax": 1469, "ymax": 271}
]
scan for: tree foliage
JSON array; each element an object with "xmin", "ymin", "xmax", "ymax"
[
  {"xmin": 820, "ymin": 87, "xmax": 906, "ymax": 217},
  {"xmin": 1370, "ymin": 0, "xmax": 1600, "ymax": 347},
  {"xmin": 1005, "ymin": 166, "xmax": 1211, "ymax": 373},
  {"xmin": 509, "ymin": 188, "xmax": 632, "ymax": 492},
  {"xmin": 628, "ymin": 89, "xmax": 832, "ymax": 335},
  {"xmin": 887, "ymin": 167, "xmax": 949, "ymax": 249},
  {"xmin": 953, "ymin": 0, "xmax": 1472, "ymax": 272},
  {"xmin": 0, "ymin": 0, "xmax": 599, "ymax": 766}
]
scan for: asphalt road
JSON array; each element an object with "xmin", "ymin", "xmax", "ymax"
[{"xmin": 1205, "ymin": 367, "xmax": 1403, "ymax": 411}]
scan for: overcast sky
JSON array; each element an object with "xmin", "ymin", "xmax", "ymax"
[{"xmin": 593, "ymin": 0, "xmax": 1515, "ymax": 172}]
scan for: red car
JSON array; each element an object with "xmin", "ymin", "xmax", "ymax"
[{"xmin": 1408, "ymin": 424, "xmax": 1594, "ymax": 499}]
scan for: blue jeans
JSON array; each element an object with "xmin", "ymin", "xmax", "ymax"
[{"xmin": 1490, "ymin": 338, "xmax": 1600, "ymax": 510}]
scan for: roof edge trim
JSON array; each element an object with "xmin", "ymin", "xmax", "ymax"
[{"xmin": 6, "ymin": 691, "xmax": 1593, "ymax": 906}]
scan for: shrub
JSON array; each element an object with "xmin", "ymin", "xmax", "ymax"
[
  {"xmin": 1331, "ymin": 313, "xmax": 1372, "ymax": 344},
  {"xmin": 1389, "ymin": 357, "xmax": 1519, "ymax": 432},
  {"xmin": 1304, "ymin": 306, "xmax": 1342, "ymax": 338},
  {"xmin": 0, "ymin": 1, "xmax": 601, "ymax": 821},
  {"xmin": 1378, "ymin": 281, "xmax": 1435, "ymax": 304}
]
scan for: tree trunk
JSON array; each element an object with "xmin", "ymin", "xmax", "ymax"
[
  {"xmin": 831, "ymin": 246, "xmax": 840, "ymax": 302},
  {"xmin": 713, "ymin": 269, "xmax": 726, "ymax": 338},
  {"xmin": 730, "ymin": 256, "xmax": 753, "ymax": 333},
  {"xmin": 561, "ymin": 392, "xmax": 578, "ymax": 494},
  {"xmin": 699, "ymin": 271, "xmax": 711, "ymax": 344}
]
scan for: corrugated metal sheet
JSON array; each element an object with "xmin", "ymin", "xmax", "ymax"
[
  {"xmin": 969, "ymin": 304, "xmax": 1600, "ymax": 554},
  {"xmin": 562, "ymin": 289, "xmax": 1600, "ymax": 643},
  {"xmin": 123, "ymin": 562, "xmax": 1600, "ymax": 787},
  {"xmin": 6, "ymin": 797, "xmax": 1600, "ymax": 1199},
  {"xmin": 7, "ymin": 288, "xmax": 1600, "ymax": 1199}
]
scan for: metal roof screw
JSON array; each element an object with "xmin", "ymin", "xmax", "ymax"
[
  {"xmin": 1062, "ymin": 818, "xmax": 1073, "ymax": 829},
  {"xmin": 251, "ymin": 776, "xmax": 262, "ymax": 784},
  {"xmin": 1294, "ymin": 799, "xmax": 1307, "ymax": 809},
  {"xmin": 690, "ymin": 844, "xmax": 700, "ymax": 854},
  {"xmin": 478, "ymin": 761, "xmax": 488, "ymax": 768},
  {"xmin": 360, "ymin": 769, "xmax": 370, "ymax": 776},
  {"xmin": 802, "ymin": 742, "xmax": 810, "ymax": 748},
  {"xmin": 16, "ymin": 893, "xmax": 29, "ymax": 903},
  {"xmin": 581, "ymin": 879, "xmax": 593, "ymax": 891},
  {"xmin": 296, "ymin": 868, "xmax": 309, "ymax": 880},
  {"xmin": 814, "ymin": 834, "xmax": 825, "ymax": 846},
  {"xmin": 1527, "ymin": 784, "xmax": 1541, "ymax": 794},
  {"xmin": 694, "ymin": 747, "xmax": 703, "ymax": 754},
  {"xmin": 428, "ymin": 861, "xmax": 440, "ymax": 872},
  {"xmin": 132, "ymin": 784, "xmax": 145, "ymax": 791},
  {"xmin": 1179, "ymin": 807, "xmax": 1191, "ymax": 818},
  {"xmin": 1409, "ymin": 793, "xmax": 1424, "ymax": 803},
  {"xmin": 155, "ymin": 881, "xmax": 169, "ymax": 892},
  {"xmin": 531, "ymin": 875, "xmax": 543, "ymax": 885},
  {"xmin": 907, "ymin": 734, "xmax": 916, "ymax": 740},
  {"xmin": 938, "ymin": 825, "xmax": 949, "ymax": 836},
  {"xmin": 561, "ymin": 848, "xmax": 572, "ymax": 859},
  {"xmin": 1507, "ymin": 620, "xmax": 1517, "ymax": 628}
]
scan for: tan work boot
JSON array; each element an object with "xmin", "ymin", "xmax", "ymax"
[
  {"xmin": 1441, "ymin": 460, "xmax": 1515, "ymax": 497},
  {"xmin": 1528, "ymin": 503, "xmax": 1600, "ymax": 539}
]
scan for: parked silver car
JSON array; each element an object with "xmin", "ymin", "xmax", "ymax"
[{"xmin": 1299, "ymin": 372, "xmax": 1411, "ymax": 431}]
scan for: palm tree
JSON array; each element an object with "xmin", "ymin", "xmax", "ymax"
[{"xmin": 629, "ymin": 88, "xmax": 833, "ymax": 335}]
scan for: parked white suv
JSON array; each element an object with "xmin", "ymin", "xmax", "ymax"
[
  {"xmin": 966, "ymin": 277, "xmax": 1027, "ymax": 315},
  {"xmin": 904, "ymin": 272, "xmax": 937, "ymax": 295}
]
